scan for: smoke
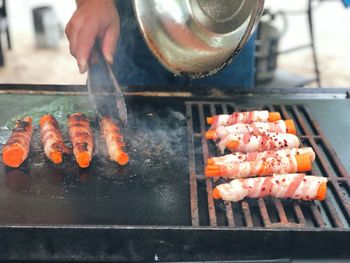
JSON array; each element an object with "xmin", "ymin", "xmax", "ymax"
[
  {"xmin": 126, "ymin": 107, "xmax": 187, "ymax": 156},
  {"xmin": 0, "ymin": 127, "xmax": 10, "ymax": 145},
  {"xmin": 114, "ymin": 105, "xmax": 188, "ymax": 185}
]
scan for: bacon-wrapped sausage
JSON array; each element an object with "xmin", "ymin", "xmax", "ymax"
[
  {"xmin": 100, "ymin": 117, "xmax": 129, "ymax": 165},
  {"xmin": 67, "ymin": 113, "xmax": 93, "ymax": 168},
  {"xmin": 207, "ymin": 110, "xmax": 281, "ymax": 129},
  {"xmin": 207, "ymin": 147, "xmax": 315, "ymax": 165},
  {"xmin": 206, "ymin": 153, "xmax": 312, "ymax": 178},
  {"xmin": 206, "ymin": 119, "xmax": 296, "ymax": 140},
  {"xmin": 40, "ymin": 115, "xmax": 69, "ymax": 164},
  {"xmin": 2, "ymin": 117, "xmax": 33, "ymax": 168},
  {"xmin": 217, "ymin": 132, "xmax": 300, "ymax": 154},
  {"xmin": 213, "ymin": 173, "xmax": 327, "ymax": 202}
]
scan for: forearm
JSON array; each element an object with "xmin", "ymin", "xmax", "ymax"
[{"xmin": 76, "ymin": 0, "xmax": 115, "ymax": 7}]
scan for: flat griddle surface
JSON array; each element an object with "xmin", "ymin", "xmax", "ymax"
[{"xmin": 0, "ymin": 95, "xmax": 190, "ymax": 226}]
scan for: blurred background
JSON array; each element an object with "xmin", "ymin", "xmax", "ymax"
[{"xmin": 0, "ymin": 0, "xmax": 349, "ymax": 87}]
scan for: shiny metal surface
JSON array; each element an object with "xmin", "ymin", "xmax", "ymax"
[
  {"xmin": 88, "ymin": 41, "xmax": 127, "ymax": 124},
  {"xmin": 133, "ymin": 0, "xmax": 264, "ymax": 78}
]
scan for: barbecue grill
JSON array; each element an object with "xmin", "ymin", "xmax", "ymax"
[{"xmin": 0, "ymin": 84, "xmax": 350, "ymax": 262}]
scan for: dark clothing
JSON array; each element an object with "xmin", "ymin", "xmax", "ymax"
[{"xmin": 113, "ymin": 0, "xmax": 256, "ymax": 88}]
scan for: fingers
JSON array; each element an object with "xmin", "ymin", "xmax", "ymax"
[
  {"xmin": 101, "ymin": 22, "xmax": 120, "ymax": 64},
  {"xmin": 76, "ymin": 27, "xmax": 99, "ymax": 73},
  {"xmin": 65, "ymin": 0, "xmax": 120, "ymax": 73},
  {"xmin": 101, "ymin": 4, "xmax": 120, "ymax": 64},
  {"xmin": 66, "ymin": 18, "xmax": 98, "ymax": 74}
]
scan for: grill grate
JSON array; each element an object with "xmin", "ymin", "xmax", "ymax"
[{"xmin": 186, "ymin": 102, "xmax": 350, "ymax": 229}]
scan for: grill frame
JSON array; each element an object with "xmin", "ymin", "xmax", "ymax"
[{"xmin": 1, "ymin": 85, "xmax": 350, "ymax": 261}]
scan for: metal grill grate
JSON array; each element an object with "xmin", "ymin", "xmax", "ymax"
[{"xmin": 186, "ymin": 102, "xmax": 350, "ymax": 229}]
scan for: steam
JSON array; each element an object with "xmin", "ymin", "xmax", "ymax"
[
  {"xmin": 126, "ymin": 106, "xmax": 187, "ymax": 157},
  {"xmin": 113, "ymin": 105, "xmax": 188, "ymax": 184}
]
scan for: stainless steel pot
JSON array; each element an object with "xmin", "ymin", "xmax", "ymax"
[{"xmin": 133, "ymin": 0, "xmax": 264, "ymax": 78}]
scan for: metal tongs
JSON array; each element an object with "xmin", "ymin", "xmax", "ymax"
[{"xmin": 87, "ymin": 40, "xmax": 127, "ymax": 124}]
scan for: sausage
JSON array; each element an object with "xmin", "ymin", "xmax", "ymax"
[
  {"xmin": 205, "ymin": 119, "xmax": 296, "ymax": 140},
  {"xmin": 100, "ymin": 117, "xmax": 129, "ymax": 165},
  {"xmin": 67, "ymin": 113, "xmax": 93, "ymax": 168},
  {"xmin": 213, "ymin": 173, "xmax": 327, "ymax": 202},
  {"xmin": 40, "ymin": 114, "xmax": 69, "ymax": 164},
  {"xmin": 207, "ymin": 147, "xmax": 315, "ymax": 165},
  {"xmin": 207, "ymin": 110, "xmax": 281, "ymax": 129},
  {"xmin": 206, "ymin": 153, "xmax": 312, "ymax": 178},
  {"xmin": 217, "ymin": 132, "xmax": 300, "ymax": 154},
  {"xmin": 2, "ymin": 117, "xmax": 33, "ymax": 167}
]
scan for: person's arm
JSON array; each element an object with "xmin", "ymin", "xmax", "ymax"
[{"xmin": 65, "ymin": 0, "xmax": 120, "ymax": 74}]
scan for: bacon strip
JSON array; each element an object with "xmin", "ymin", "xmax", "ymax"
[
  {"xmin": 67, "ymin": 113, "xmax": 93, "ymax": 168},
  {"xmin": 2, "ymin": 117, "xmax": 33, "ymax": 167},
  {"xmin": 208, "ymin": 147, "xmax": 315, "ymax": 165},
  {"xmin": 217, "ymin": 132, "xmax": 300, "ymax": 154},
  {"xmin": 213, "ymin": 174, "xmax": 328, "ymax": 202},
  {"xmin": 40, "ymin": 115, "xmax": 69, "ymax": 164},
  {"xmin": 206, "ymin": 119, "xmax": 296, "ymax": 140},
  {"xmin": 207, "ymin": 111, "xmax": 281, "ymax": 129},
  {"xmin": 206, "ymin": 153, "xmax": 312, "ymax": 178},
  {"xmin": 100, "ymin": 117, "xmax": 129, "ymax": 165}
]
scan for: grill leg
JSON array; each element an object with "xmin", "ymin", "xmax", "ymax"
[
  {"xmin": 307, "ymin": 0, "xmax": 321, "ymax": 87},
  {"xmin": 6, "ymin": 27, "xmax": 11, "ymax": 49},
  {"xmin": 0, "ymin": 35, "xmax": 4, "ymax": 66},
  {"xmin": 3, "ymin": 0, "xmax": 11, "ymax": 49}
]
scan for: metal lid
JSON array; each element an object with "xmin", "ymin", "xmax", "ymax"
[{"xmin": 133, "ymin": 0, "xmax": 264, "ymax": 78}]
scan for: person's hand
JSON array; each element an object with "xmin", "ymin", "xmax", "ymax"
[{"xmin": 65, "ymin": 0, "xmax": 120, "ymax": 74}]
